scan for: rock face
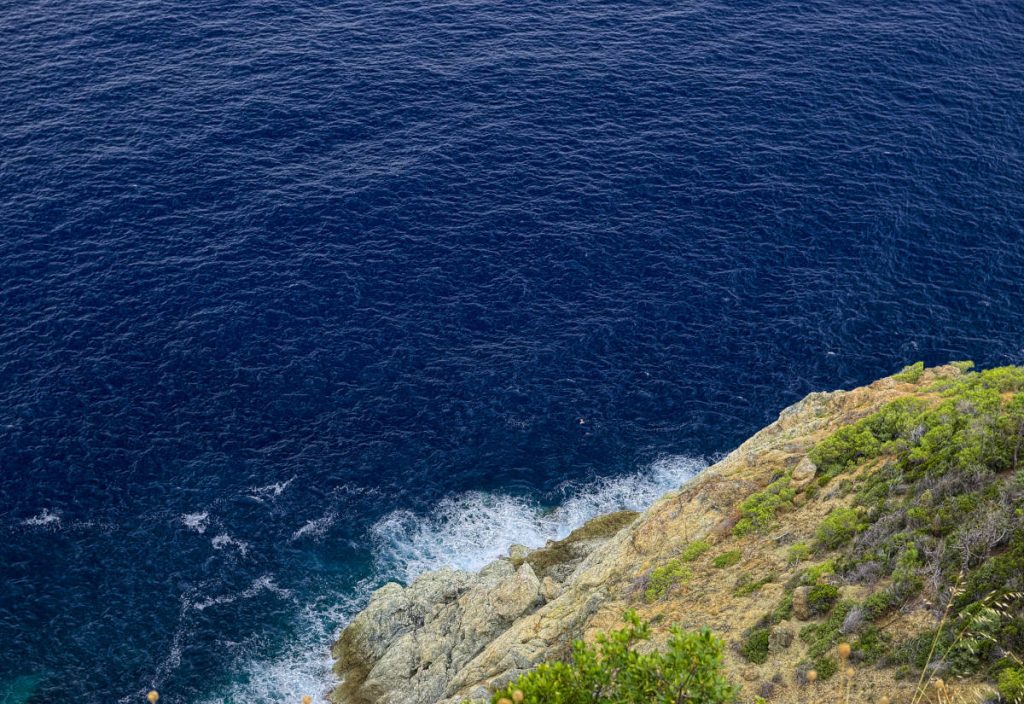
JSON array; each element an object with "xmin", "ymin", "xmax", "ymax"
[
  {"xmin": 331, "ymin": 364, "xmax": 971, "ymax": 704},
  {"xmin": 332, "ymin": 511, "xmax": 638, "ymax": 704},
  {"xmin": 791, "ymin": 586, "xmax": 812, "ymax": 621}
]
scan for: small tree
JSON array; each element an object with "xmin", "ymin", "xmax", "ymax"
[{"xmin": 490, "ymin": 611, "xmax": 736, "ymax": 704}]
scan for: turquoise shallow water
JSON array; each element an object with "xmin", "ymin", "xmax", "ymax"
[{"xmin": 2, "ymin": 1, "xmax": 1023, "ymax": 702}]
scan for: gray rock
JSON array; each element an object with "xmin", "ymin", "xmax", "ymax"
[
  {"xmin": 332, "ymin": 564, "xmax": 542, "ymax": 704},
  {"xmin": 541, "ymin": 576, "xmax": 561, "ymax": 602},
  {"xmin": 792, "ymin": 586, "xmax": 812, "ymax": 620},
  {"xmin": 790, "ymin": 457, "xmax": 817, "ymax": 491},
  {"xmin": 768, "ymin": 625, "xmax": 794, "ymax": 653},
  {"xmin": 508, "ymin": 544, "xmax": 530, "ymax": 562}
]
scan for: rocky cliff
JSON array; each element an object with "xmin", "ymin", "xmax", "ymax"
[{"xmin": 331, "ymin": 363, "xmax": 1024, "ymax": 704}]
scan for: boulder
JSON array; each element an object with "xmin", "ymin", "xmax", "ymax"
[
  {"xmin": 790, "ymin": 457, "xmax": 818, "ymax": 491},
  {"xmin": 792, "ymin": 586, "xmax": 812, "ymax": 620}
]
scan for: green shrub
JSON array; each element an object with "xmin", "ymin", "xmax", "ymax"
[
  {"xmin": 788, "ymin": 542, "xmax": 812, "ymax": 565},
  {"xmin": 491, "ymin": 611, "xmax": 737, "ymax": 704},
  {"xmin": 808, "ymin": 397, "xmax": 924, "ymax": 484},
  {"xmin": 770, "ymin": 592, "xmax": 794, "ymax": 624},
  {"xmin": 739, "ymin": 628, "xmax": 770, "ymax": 664},
  {"xmin": 644, "ymin": 560, "xmax": 692, "ymax": 602},
  {"xmin": 998, "ymin": 666, "xmax": 1024, "ymax": 704},
  {"xmin": 854, "ymin": 625, "xmax": 890, "ymax": 664},
  {"xmin": 894, "ymin": 361, "xmax": 925, "ymax": 383},
  {"xmin": 734, "ymin": 573, "xmax": 775, "ymax": 597},
  {"xmin": 733, "ymin": 475, "xmax": 797, "ymax": 536},
  {"xmin": 681, "ymin": 539, "xmax": 711, "ymax": 562},
  {"xmin": 815, "ymin": 508, "xmax": 864, "ymax": 550},
  {"xmin": 812, "ymin": 655, "xmax": 839, "ymax": 680},
  {"xmin": 801, "ymin": 559, "xmax": 836, "ymax": 585},
  {"xmin": 807, "ymin": 584, "xmax": 840, "ymax": 615},
  {"xmin": 713, "ymin": 550, "xmax": 742, "ymax": 569},
  {"xmin": 863, "ymin": 588, "xmax": 901, "ymax": 620},
  {"xmin": 799, "ymin": 605, "xmax": 844, "ymax": 679}
]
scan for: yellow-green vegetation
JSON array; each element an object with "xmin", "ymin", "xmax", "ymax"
[
  {"xmin": 797, "ymin": 600, "xmax": 855, "ymax": 680},
  {"xmin": 814, "ymin": 507, "xmax": 864, "ymax": 549},
  {"xmin": 644, "ymin": 559, "xmax": 692, "ymax": 602},
  {"xmin": 806, "ymin": 584, "xmax": 840, "ymax": 615},
  {"xmin": 733, "ymin": 572, "xmax": 776, "ymax": 597},
  {"xmin": 787, "ymin": 541, "xmax": 811, "ymax": 564},
  {"xmin": 801, "ymin": 558, "xmax": 836, "ymax": 584},
  {"xmin": 731, "ymin": 364, "xmax": 1024, "ymax": 694},
  {"xmin": 712, "ymin": 549, "xmax": 742, "ymax": 568},
  {"xmin": 732, "ymin": 474, "xmax": 796, "ymax": 536},
  {"xmin": 680, "ymin": 539, "xmax": 711, "ymax": 562},
  {"xmin": 490, "ymin": 612, "xmax": 736, "ymax": 704},
  {"xmin": 893, "ymin": 361, "xmax": 925, "ymax": 383},
  {"xmin": 999, "ymin": 666, "xmax": 1024, "ymax": 704}
]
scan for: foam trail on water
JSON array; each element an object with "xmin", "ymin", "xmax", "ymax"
[
  {"xmin": 290, "ymin": 511, "xmax": 337, "ymax": 543},
  {"xmin": 21, "ymin": 509, "xmax": 61, "ymax": 529},
  {"xmin": 372, "ymin": 454, "xmax": 707, "ymax": 583}
]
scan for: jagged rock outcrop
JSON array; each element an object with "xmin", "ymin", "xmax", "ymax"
[
  {"xmin": 332, "ymin": 364, "xmax": 1013, "ymax": 704},
  {"xmin": 331, "ymin": 511, "xmax": 638, "ymax": 704}
]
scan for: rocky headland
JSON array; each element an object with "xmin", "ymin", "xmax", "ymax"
[{"xmin": 330, "ymin": 363, "xmax": 1024, "ymax": 704}]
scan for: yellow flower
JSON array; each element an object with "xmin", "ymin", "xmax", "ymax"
[
  {"xmin": 303, "ymin": 697, "xmax": 313, "ymax": 704},
  {"xmin": 846, "ymin": 667, "xmax": 855, "ymax": 678},
  {"xmin": 512, "ymin": 691, "xmax": 525, "ymax": 704},
  {"xmin": 498, "ymin": 699, "xmax": 514, "ymax": 704},
  {"xmin": 807, "ymin": 670, "xmax": 818, "ymax": 684},
  {"xmin": 879, "ymin": 697, "xmax": 891, "ymax": 704},
  {"xmin": 147, "ymin": 692, "xmax": 159, "ymax": 704},
  {"xmin": 838, "ymin": 642, "xmax": 852, "ymax": 660}
]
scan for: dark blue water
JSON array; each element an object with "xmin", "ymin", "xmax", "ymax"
[{"xmin": 2, "ymin": 0, "xmax": 1024, "ymax": 701}]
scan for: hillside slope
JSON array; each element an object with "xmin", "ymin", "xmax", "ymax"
[{"xmin": 331, "ymin": 363, "xmax": 1024, "ymax": 704}]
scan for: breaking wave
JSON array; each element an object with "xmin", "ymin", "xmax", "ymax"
[{"xmin": 371, "ymin": 454, "xmax": 708, "ymax": 583}]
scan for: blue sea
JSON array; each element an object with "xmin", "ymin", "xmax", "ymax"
[{"xmin": 2, "ymin": 0, "xmax": 1024, "ymax": 702}]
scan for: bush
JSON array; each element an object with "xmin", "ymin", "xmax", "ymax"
[
  {"xmin": 740, "ymin": 628, "xmax": 770, "ymax": 664},
  {"xmin": 998, "ymin": 666, "xmax": 1024, "ymax": 704},
  {"xmin": 808, "ymin": 397, "xmax": 924, "ymax": 484},
  {"xmin": 713, "ymin": 550, "xmax": 742, "ymax": 568},
  {"xmin": 788, "ymin": 542, "xmax": 812, "ymax": 565},
  {"xmin": 815, "ymin": 508, "xmax": 864, "ymax": 550},
  {"xmin": 733, "ymin": 476, "xmax": 797, "ymax": 536},
  {"xmin": 807, "ymin": 584, "xmax": 840, "ymax": 615},
  {"xmin": 801, "ymin": 559, "xmax": 836, "ymax": 585},
  {"xmin": 863, "ymin": 588, "xmax": 902, "ymax": 620},
  {"xmin": 812, "ymin": 655, "xmax": 839, "ymax": 680},
  {"xmin": 894, "ymin": 361, "xmax": 925, "ymax": 383},
  {"xmin": 799, "ymin": 601, "xmax": 854, "ymax": 681},
  {"xmin": 645, "ymin": 560, "xmax": 692, "ymax": 602},
  {"xmin": 734, "ymin": 573, "xmax": 775, "ymax": 597},
  {"xmin": 681, "ymin": 540, "xmax": 711, "ymax": 562},
  {"xmin": 491, "ymin": 611, "xmax": 736, "ymax": 704}
]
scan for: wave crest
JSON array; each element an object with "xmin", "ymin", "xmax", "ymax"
[{"xmin": 371, "ymin": 454, "xmax": 706, "ymax": 583}]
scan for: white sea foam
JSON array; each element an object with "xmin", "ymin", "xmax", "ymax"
[
  {"xmin": 290, "ymin": 511, "xmax": 337, "ymax": 542},
  {"xmin": 193, "ymin": 576, "xmax": 292, "ymax": 612},
  {"xmin": 212, "ymin": 533, "xmax": 250, "ymax": 557},
  {"xmin": 371, "ymin": 454, "xmax": 707, "ymax": 583},
  {"xmin": 247, "ymin": 477, "xmax": 295, "ymax": 502},
  {"xmin": 191, "ymin": 454, "xmax": 707, "ymax": 703},
  {"xmin": 194, "ymin": 585, "xmax": 374, "ymax": 704},
  {"xmin": 21, "ymin": 509, "xmax": 61, "ymax": 529},
  {"xmin": 182, "ymin": 511, "xmax": 210, "ymax": 534}
]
